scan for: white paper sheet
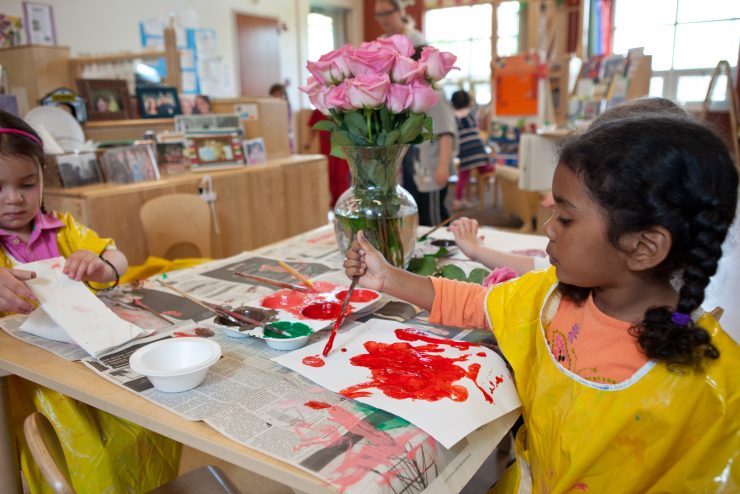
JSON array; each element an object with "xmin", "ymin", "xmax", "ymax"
[
  {"xmin": 19, "ymin": 257, "xmax": 145, "ymax": 357},
  {"xmin": 273, "ymin": 318, "xmax": 522, "ymax": 449},
  {"xmin": 20, "ymin": 308, "xmax": 75, "ymax": 344}
]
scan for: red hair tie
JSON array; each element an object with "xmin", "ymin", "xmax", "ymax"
[{"xmin": 0, "ymin": 128, "xmax": 43, "ymax": 147}]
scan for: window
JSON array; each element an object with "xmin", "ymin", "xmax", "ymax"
[
  {"xmin": 308, "ymin": 11, "xmax": 336, "ymax": 63},
  {"xmin": 425, "ymin": 2, "xmax": 520, "ymax": 105},
  {"xmin": 613, "ymin": 0, "xmax": 739, "ymax": 106}
]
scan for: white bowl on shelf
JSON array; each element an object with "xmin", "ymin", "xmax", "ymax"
[{"xmin": 129, "ymin": 337, "xmax": 221, "ymax": 393}]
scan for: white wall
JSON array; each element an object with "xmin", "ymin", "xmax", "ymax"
[{"xmin": 1, "ymin": 0, "xmax": 363, "ymax": 109}]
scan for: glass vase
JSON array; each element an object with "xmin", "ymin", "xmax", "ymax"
[{"xmin": 333, "ymin": 145, "xmax": 418, "ymax": 268}]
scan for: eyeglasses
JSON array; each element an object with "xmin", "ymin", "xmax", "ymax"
[{"xmin": 374, "ymin": 8, "xmax": 399, "ymax": 19}]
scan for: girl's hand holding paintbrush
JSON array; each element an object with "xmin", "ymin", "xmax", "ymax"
[{"xmin": 343, "ymin": 231, "xmax": 435, "ymax": 312}]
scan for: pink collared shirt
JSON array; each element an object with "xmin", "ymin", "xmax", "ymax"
[{"xmin": 0, "ymin": 211, "xmax": 63, "ymax": 264}]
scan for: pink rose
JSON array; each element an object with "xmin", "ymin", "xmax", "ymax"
[
  {"xmin": 386, "ymin": 83, "xmax": 413, "ymax": 114},
  {"xmin": 307, "ymin": 44, "xmax": 353, "ymax": 85},
  {"xmin": 345, "ymin": 74, "xmax": 390, "ymax": 108},
  {"xmin": 309, "ymin": 85, "xmax": 332, "ymax": 114},
  {"xmin": 374, "ymin": 35, "xmax": 414, "ymax": 57},
  {"xmin": 325, "ymin": 83, "xmax": 354, "ymax": 111},
  {"xmin": 408, "ymin": 80, "xmax": 438, "ymax": 113},
  {"xmin": 419, "ymin": 46, "xmax": 458, "ymax": 81},
  {"xmin": 299, "ymin": 76, "xmax": 321, "ymax": 97},
  {"xmin": 348, "ymin": 47, "xmax": 396, "ymax": 76},
  {"xmin": 391, "ymin": 55, "xmax": 424, "ymax": 84}
]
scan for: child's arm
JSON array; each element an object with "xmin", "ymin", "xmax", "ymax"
[
  {"xmin": 63, "ymin": 248, "xmax": 128, "ymax": 284},
  {"xmin": 344, "ymin": 231, "xmax": 435, "ymax": 311},
  {"xmin": 450, "ymin": 217, "xmax": 537, "ymax": 275},
  {"xmin": 0, "ymin": 268, "xmax": 38, "ymax": 314}
]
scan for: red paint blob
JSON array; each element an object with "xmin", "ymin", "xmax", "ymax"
[
  {"xmin": 476, "ymin": 352, "xmax": 487, "ymax": 357},
  {"xmin": 339, "ymin": 328, "xmax": 495, "ymax": 404},
  {"xmin": 336, "ymin": 289, "xmax": 379, "ymax": 303},
  {"xmin": 304, "ymin": 400, "xmax": 332, "ymax": 410},
  {"xmin": 260, "ymin": 287, "xmax": 332, "ymax": 318},
  {"xmin": 311, "ymin": 281, "xmax": 338, "ymax": 293},
  {"xmin": 341, "ymin": 348, "xmax": 347, "ymax": 352},
  {"xmin": 302, "ymin": 356, "xmax": 325, "ymax": 367},
  {"xmin": 301, "ymin": 301, "xmax": 344, "ymax": 320}
]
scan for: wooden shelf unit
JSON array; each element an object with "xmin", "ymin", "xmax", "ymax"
[{"xmin": 43, "ymin": 155, "xmax": 329, "ymax": 264}]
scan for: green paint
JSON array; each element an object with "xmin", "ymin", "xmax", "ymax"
[
  {"xmin": 264, "ymin": 321, "xmax": 311, "ymax": 339},
  {"xmin": 353, "ymin": 402, "xmax": 409, "ymax": 431}
]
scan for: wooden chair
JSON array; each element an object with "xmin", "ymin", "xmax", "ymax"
[
  {"xmin": 23, "ymin": 412, "xmax": 241, "ymax": 494},
  {"xmin": 140, "ymin": 194, "xmax": 212, "ymax": 259}
]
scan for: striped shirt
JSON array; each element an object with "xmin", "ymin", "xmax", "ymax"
[{"xmin": 456, "ymin": 112, "xmax": 489, "ymax": 171}]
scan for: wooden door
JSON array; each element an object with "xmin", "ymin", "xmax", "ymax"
[{"xmin": 235, "ymin": 13, "xmax": 280, "ymax": 97}]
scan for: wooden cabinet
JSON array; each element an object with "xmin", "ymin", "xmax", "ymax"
[
  {"xmin": 0, "ymin": 45, "xmax": 72, "ymax": 115},
  {"xmin": 43, "ymin": 155, "xmax": 329, "ymax": 264}
]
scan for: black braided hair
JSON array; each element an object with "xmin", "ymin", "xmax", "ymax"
[{"xmin": 557, "ymin": 115, "xmax": 738, "ymax": 369}]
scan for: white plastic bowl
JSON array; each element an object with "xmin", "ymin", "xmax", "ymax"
[{"xmin": 129, "ymin": 337, "xmax": 221, "ymax": 392}]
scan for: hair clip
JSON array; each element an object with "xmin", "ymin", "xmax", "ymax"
[
  {"xmin": 0, "ymin": 128, "xmax": 42, "ymax": 147},
  {"xmin": 671, "ymin": 312, "xmax": 691, "ymax": 326}
]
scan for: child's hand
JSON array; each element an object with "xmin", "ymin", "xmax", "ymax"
[
  {"xmin": 449, "ymin": 217, "xmax": 483, "ymax": 261},
  {"xmin": 343, "ymin": 230, "xmax": 390, "ymax": 292},
  {"xmin": 0, "ymin": 268, "xmax": 38, "ymax": 314},
  {"xmin": 64, "ymin": 250, "xmax": 112, "ymax": 283}
]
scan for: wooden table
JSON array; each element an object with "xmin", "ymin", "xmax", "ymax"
[{"xmin": 0, "ymin": 225, "xmax": 523, "ymax": 493}]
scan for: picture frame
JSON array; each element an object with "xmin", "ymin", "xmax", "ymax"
[
  {"xmin": 155, "ymin": 132, "xmax": 190, "ymax": 176},
  {"xmin": 55, "ymin": 152, "xmax": 103, "ymax": 188},
  {"xmin": 186, "ymin": 132, "xmax": 245, "ymax": 171},
  {"xmin": 175, "ymin": 114, "xmax": 240, "ymax": 134},
  {"xmin": 99, "ymin": 144, "xmax": 160, "ymax": 184},
  {"xmin": 179, "ymin": 94, "xmax": 212, "ymax": 115},
  {"xmin": 23, "ymin": 2, "xmax": 55, "ymax": 46},
  {"xmin": 136, "ymin": 86, "xmax": 182, "ymax": 119},
  {"xmin": 76, "ymin": 79, "xmax": 132, "ymax": 121},
  {"xmin": 243, "ymin": 137, "xmax": 267, "ymax": 165}
]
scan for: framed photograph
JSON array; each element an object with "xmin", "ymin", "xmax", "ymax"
[
  {"xmin": 180, "ymin": 94, "xmax": 212, "ymax": 115},
  {"xmin": 136, "ymin": 87, "xmax": 182, "ymax": 118},
  {"xmin": 186, "ymin": 132, "xmax": 245, "ymax": 171},
  {"xmin": 243, "ymin": 137, "xmax": 267, "ymax": 165},
  {"xmin": 155, "ymin": 132, "xmax": 190, "ymax": 175},
  {"xmin": 99, "ymin": 144, "xmax": 160, "ymax": 184},
  {"xmin": 0, "ymin": 15, "xmax": 23, "ymax": 47},
  {"xmin": 76, "ymin": 79, "xmax": 131, "ymax": 121},
  {"xmin": 55, "ymin": 152, "xmax": 103, "ymax": 188},
  {"xmin": 23, "ymin": 2, "xmax": 55, "ymax": 45}
]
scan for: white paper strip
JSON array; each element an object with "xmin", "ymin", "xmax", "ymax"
[
  {"xmin": 20, "ymin": 257, "xmax": 145, "ymax": 357},
  {"xmin": 273, "ymin": 318, "xmax": 522, "ymax": 449}
]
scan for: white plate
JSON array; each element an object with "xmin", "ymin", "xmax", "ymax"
[{"xmin": 25, "ymin": 106, "xmax": 86, "ymax": 152}]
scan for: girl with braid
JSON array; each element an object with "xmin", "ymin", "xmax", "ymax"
[{"xmin": 345, "ymin": 115, "xmax": 739, "ymax": 492}]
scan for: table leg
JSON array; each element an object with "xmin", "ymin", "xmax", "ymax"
[{"xmin": 0, "ymin": 374, "xmax": 22, "ymax": 494}]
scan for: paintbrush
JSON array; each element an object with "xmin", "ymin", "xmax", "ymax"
[
  {"xmin": 417, "ymin": 215, "xmax": 458, "ymax": 242},
  {"xmin": 132, "ymin": 299, "xmax": 175, "ymax": 325},
  {"xmin": 277, "ymin": 261, "xmax": 317, "ymax": 291},
  {"xmin": 322, "ymin": 276, "xmax": 358, "ymax": 357},
  {"xmin": 155, "ymin": 280, "xmax": 290, "ymax": 336},
  {"xmin": 234, "ymin": 271, "xmax": 309, "ymax": 293}
]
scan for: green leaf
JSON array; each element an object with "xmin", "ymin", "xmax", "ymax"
[
  {"xmin": 376, "ymin": 132, "xmax": 386, "ymax": 146},
  {"xmin": 399, "ymin": 113, "xmax": 425, "ymax": 143},
  {"xmin": 380, "ymin": 107, "xmax": 391, "ymax": 132},
  {"xmin": 331, "ymin": 130, "xmax": 354, "ymax": 147},
  {"xmin": 407, "ymin": 255, "xmax": 438, "ymax": 276},
  {"xmin": 385, "ymin": 129, "xmax": 400, "ymax": 145},
  {"xmin": 440, "ymin": 264, "xmax": 467, "ymax": 281},
  {"xmin": 423, "ymin": 115, "xmax": 433, "ymax": 133},
  {"xmin": 312, "ymin": 120, "xmax": 337, "ymax": 132},
  {"xmin": 344, "ymin": 111, "xmax": 367, "ymax": 135},
  {"xmin": 467, "ymin": 268, "xmax": 489, "ymax": 285},
  {"xmin": 329, "ymin": 145, "xmax": 346, "ymax": 159}
]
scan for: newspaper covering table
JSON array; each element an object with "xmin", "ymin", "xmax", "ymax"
[{"xmin": 1, "ymin": 225, "xmax": 548, "ymax": 493}]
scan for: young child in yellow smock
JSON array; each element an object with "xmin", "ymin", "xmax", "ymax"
[
  {"xmin": 0, "ymin": 111, "xmax": 179, "ymax": 492},
  {"xmin": 344, "ymin": 115, "xmax": 739, "ymax": 493}
]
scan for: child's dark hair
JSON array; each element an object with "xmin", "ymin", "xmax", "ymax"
[
  {"xmin": 451, "ymin": 90, "xmax": 471, "ymax": 110},
  {"xmin": 558, "ymin": 115, "xmax": 738, "ymax": 369},
  {"xmin": 0, "ymin": 110, "xmax": 45, "ymax": 167}
]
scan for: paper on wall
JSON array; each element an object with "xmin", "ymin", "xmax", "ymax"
[{"xmin": 18, "ymin": 257, "xmax": 146, "ymax": 357}]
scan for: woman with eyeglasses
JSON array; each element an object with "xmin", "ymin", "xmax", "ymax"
[{"xmin": 374, "ymin": 0, "xmax": 425, "ymax": 47}]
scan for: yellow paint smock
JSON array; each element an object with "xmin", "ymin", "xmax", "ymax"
[{"xmin": 486, "ymin": 267, "xmax": 739, "ymax": 493}]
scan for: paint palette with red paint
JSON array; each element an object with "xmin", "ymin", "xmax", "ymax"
[
  {"xmin": 273, "ymin": 318, "xmax": 522, "ymax": 449},
  {"xmin": 246, "ymin": 281, "xmax": 381, "ymax": 333}
]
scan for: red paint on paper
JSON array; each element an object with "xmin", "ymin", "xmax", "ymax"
[
  {"xmin": 302, "ymin": 356, "xmax": 326, "ymax": 367},
  {"xmin": 477, "ymin": 352, "xmax": 487, "ymax": 357},
  {"xmin": 395, "ymin": 328, "xmax": 475, "ymax": 351},
  {"xmin": 341, "ymin": 348, "xmax": 347, "ymax": 352},
  {"xmin": 466, "ymin": 363, "xmax": 493, "ymax": 403},
  {"xmin": 161, "ymin": 310, "xmax": 183, "ymax": 317},
  {"xmin": 336, "ymin": 289, "xmax": 379, "ymax": 303},
  {"xmin": 488, "ymin": 375, "xmax": 505, "ymax": 395},
  {"xmin": 304, "ymin": 401, "xmax": 332, "ymax": 410}
]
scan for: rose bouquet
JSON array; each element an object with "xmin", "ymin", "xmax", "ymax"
[
  {"xmin": 300, "ymin": 35, "xmax": 457, "ymax": 156},
  {"xmin": 300, "ymin": 35, "xmax": 457, "ymax": 268}
]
